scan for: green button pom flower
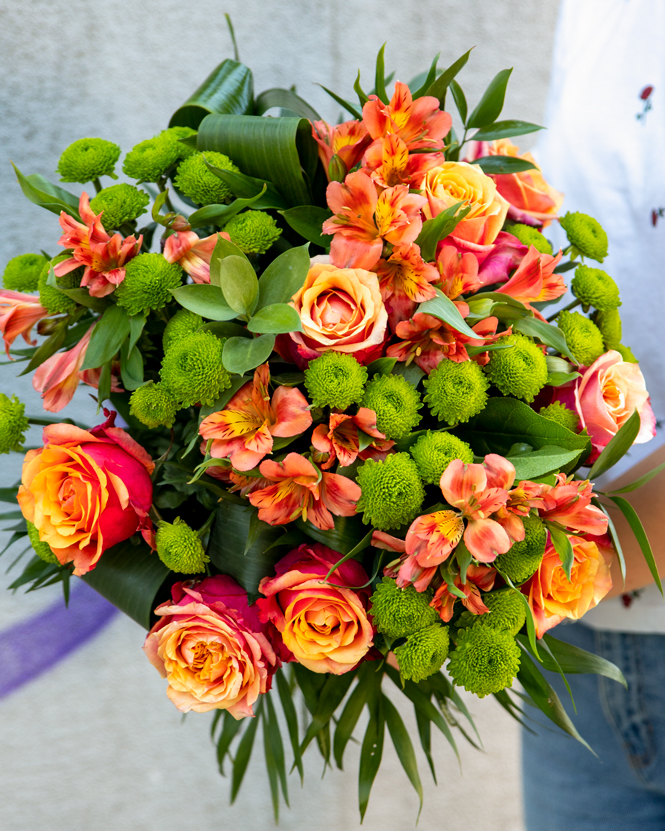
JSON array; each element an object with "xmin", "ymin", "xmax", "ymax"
[
  {"xmin": 484, "ymin": 333, "xmax": 548, "ymax": 403},
  {"xmin": 57, "ymin": 137, "xmax": 121, "ymax": 183},
  {"xmin": 423, "ymin": 358, "xmax": 489, "ymax": 425},
  {"xmin": 560, "ymin": 211, "xmax": 608, "ymax": 263},
  {"xmin": 356, "ymin": 453, "xmax": 424, "ymax": 531},
  {"xmin": 494, "ymin": 514, "xmax": 547, "ymax": 584},
  {"xmin": 557, "ymin": 310, "xmax": 605, "ymax": 367},
  {"xmin": 447, "ymin": 625, "xmax": 521, "ymax": 697},
  {"xmin": 89, "ymin": 183, "xmax": 150, "ymax": 233},
  {"xmin": 593, "ymin": 308, "xmax": 622, "ymax": 351},
  {"xmin": 156, "ymin": 518, "xmax": 209, "ymax": 574},
  {"xmin": 394, "ymin": 624, "xmax": 450, "ymax": 683},
  {"xmin": 162, "ymin": 309, "xmax": 203, "ymax": 354},
  {"xmin": 508, "ymin": 223, "xmax": 553, "ymax": 255},
  {"xmin": 304, "ymin": 351, "xmax": 367, "ymax": 410},
  {"xmin": 360, "ymin": 373, "xmax": 422, "ymax": 441},
  {"xmin": 38, "ymin": 255, "xmax": 82, "ymax": 315},
  {"xmin": 174, "ymin": 151, "xmax": 240, "ymax": 206},
  {"xmin": 27, "ymin": 521, "xmax": 59, "ymax": 565},
  {"xmin": 160, "ymin": 330, "xmax": 231, "ymax": 407},
  {"xmin": 539, "ymin": 401, "xmax": 579, "ymax": 432},
  {"xmin": 369, "ymin": 578, "xmax": 439, "ymax": 639},
  {"xmin": 571, "ymin": 265, "xmax": 621, "ymax": 311},
  {"xmin": 2, "ymin": 253, "xmax": 49, "ymax": 293},
  {"xmin": 159, "ymin": 126, "xmax": 198, "ymax": 161},
  {"xmin": 225, "ymin": 211, "xmax": 282, "ymax": 255},
  {"xmin": 409, "ymin": 430, "xmax": 474, "ymax": 485},
  {"xmin": 115, "ymin": 253, "xmax": 183, "ymax": 317},
  {"xmin": 456, "ymin": 588, "xmax": 526, "ymax": 636},
  {"xmin": 0, "ymin": 393, "xmax": 29, "ymax": 454},
  {"xmin": 123, "ymin": 135, "xmax": 180, "ymax": 183},
  {"xmin": 129, "ymin": 383, "xmax": 180, "ymax": 429}
]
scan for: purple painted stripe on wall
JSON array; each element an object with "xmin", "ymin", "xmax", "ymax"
[{"xmin": 0, "ymin": 582, "xmax": 117, "ymax": 701}]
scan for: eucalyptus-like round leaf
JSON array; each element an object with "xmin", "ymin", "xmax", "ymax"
[
  {"xmin": 247, "ymin": 303, "xmax": 302, "ymax": 334},
  {"xmin": 171, "ymin": 284, "xmax": 237, "ymax": 321},
  {"xmin": 257, "ymin": 244, "xmax": 310, "ymax": 309},
  {"xmin": 219, "ymin": 255, "xmax": 259, "ymax": 314},
  {"xmin": 222, "ymin": 333, "xmax": 276, "ymax": 375}
]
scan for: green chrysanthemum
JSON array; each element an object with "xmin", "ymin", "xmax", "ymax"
[
  {"xmin": 38, "ymin": 255, "xmax": 82, "ymax": 315},
  {"xmin": 539, "ymin": 401, "xmax": 580, "ymax": 432},
  {"xmin": 484, "ymin": 333, "xmax": 548, "ymax": 403},
  {"xmin": 508, "ymin": 223, "xmax": 553, "ymax": 255},
  {"xmin": 423, "ymin": 358, "xmax": 489, "ymax": 426},
  {"xmin": 155, "ymin": 518, "xmax": 209, "ymax": 574},
  {"xmin": 159, "ymin": 126, "xmax": 198, "ymax": 160},
  {"xmin": 26, "ymin": 521, "xmax": 59, "ymax": 565},
  {"xmin": 57, "ymin": 138, "xmax": 121, "ymax": 183},
  {"xmin": 89, "ymin": 183, "xmax": 150, "ymax": 233},
  {"xmin": 494, "ymin": 514, "xmax": 547, "ymax": 584},
  {"xmin": 457, "ymin": 588, "xmax": 526, "ymax": 636},
  {"xmin": 557, "ymin": 310, "xmax": 605, "ymax": 367},
  {"xmin": 123, "ymin": 135, "xmax": 180, "ymax": 183},
  {"xmin": 174, "ymin": 151, "xmax": 240, "ymax": 206},
  {"xmin": 571, "ymin": 265, "xmax": 621, "ymax": 311},
  {"xmin": 448, "ymin": 625, "xmax": 521, "ymax": 697},
  {"xmin": 115, "ymin": 253, "xmax": 182, "ymax": 317},
  {"xmin": 356, "ymin": 453, "xmax": 424, "ymax": 531},
  {"xmin": 304, "ymin": 351, "xmax": 367, "ymax": 410},
  {"xmin": 129, "ymin": 382, "xmax": 179, "ymax": 429},
  {"xmin": 361, "ymin": 374, "xmax": 422, "ymax": 441},
  {"xmin": 560, "ymin": 211, "xmax": 608, "ymax": 263},
  {"xmin": 0, "ymin": 393, "xmax": 29, "ymax": 454},
  {"xmin": 160, "ymin": 330, "xmax": 231, "ymax": 407},
  {"xmin": 369, "ymin": 577, "xmax": 439, "ymax": 639},
  {"xmin": 616, "ymin": 343, "xmax": 638, "ymax": 363},
  {"xmin": 395, "ymin": 624, "xmax": 450, "ymax": 683},
  {"xmin": 162, "ymin": 309, "xmax": 203, "ymax": 353},
  {"xmin": 409, "ymin": 430, "xmax": 474, "ymax": 486},
  {"xmin": 2, "ymin": 253, "xmax": 48, "ymax": 293},
  {"xmin": 225, "ymin": 211, "xmax": 282, "ymax": 255},
  {"xmin": 593, "ymin": 308, "xmax": 622, "ymax": 351}
]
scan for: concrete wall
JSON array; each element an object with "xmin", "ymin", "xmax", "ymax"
[{"xmin": 0, "ymin": 1, "xmax": 561, "ymax": 828}]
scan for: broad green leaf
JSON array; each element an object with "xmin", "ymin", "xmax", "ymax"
[
  {"xmin": 171, "ymin": 284, "xmax": 237, "ymax": 321},
  {"xmin": 607, "ymin": 459, "xmax": 665, "ymax": 494},
  {"xmin": 197, "ymin": 113, "xmax": 318, "ymax": 207},
  {"xmin": 280, "ymin": 206, "xmax": 332, "ymax": 249},
  {"xmin": 541, "ymin": 633, "xmax": 627, "ymax": 687},
  {"xmin": 201, "ymin": 321, "xmax": 250, "ymax": 340},
  {"xmin": 467, "ymin": 68, "xmax": 513, "ymax": 128},
  {"xmin": 169, "ymin": 59, "xmax": 254, "ymax": 129},
  {"xmin": 218, "ymin": 255, "xmax": 258, "ymax": 315},
  {"xmin": 546, "ymin": 371, "xmax": 581, "ymax": 387},
  {"xmin": 383, "ymin": 695, "xmax": 423, "ymax": 817},
  {"xmin": 230, "ymin": 704, "xmax": 261, "ymax": 802},
  {"xmin": 0, "ymin": 487, "xmax": 19, "ymax": 503},
  {"xmin": 514, "ymin": 316, "xmax": 576, "ymax": 362},
  {"xmin": 426, "ymin": 49, "xmax": 473, "ymax": 109},
  {"xmin": 11, "ymin": 164, "xmax": 80, "ymax": 219},
  {"xmin": 81, "ymin": 305, "xmax": 131, "ymax": 370},
  {"xmin": 392, "ymin": 361, "xmax": 425, "ymax": 387},
  {"xmin": 449, "ymin": 79, "xmax": 468, "ymax": 124},
  {"xmin": 415, "ymin": 201, "xmax": 471, "ymax": 261},
  {"xmin": 82, "ymin": 539, "xmax": 171, "ymax": 629},
  {"xmin": 209, "ymin": 233, "xmax": 250, "ymax": 287},
  {"xmin": 222, "ymin": 333, "xmax": 275, "ymax": 375},
  {"xmin": 202, "ymin": 161, "xmax": 288, "ymax": 210},
  {"xmin": 471, "ymin": 120, "xmax": 545, "ymax": 142},
  {"xmin": 358, "ymin": 692, "xmax": 385, "ymax": 822},
  {"xmin": 257, "ymin": 243, "xmax": 310, "ymax": 308},
  {"xmin": 188, "ymin": 185, "xmax": 267, "ymax": 229},
  {"xmin": 128, "ymin": 314, "xmax": 146, "ymax": 354},
  {"xmin": 333, "ymin": 665, "xmax": 371, "ymax": 769},
  {"xmin": 589, "ymin": 409, "xmax": 641, "ymax": 479},
  {"xmin": 119, "ymin": 339, "xmax": 144, "ymax": 391},
  {"xmin": 471, "ymin": 156, "xmax": 538, "ymax": 175},
  {"xmin": 247, "ymin": 303, "xmax": 302, "ymax": 334},
  {"xmin": 546, "ymin": 521, "xmax": 574, "ymax": 580},
  {"xmin": 417, "ymin": 288, "xmax": 481, "ymax": 339},
  {"xmin": 411, "ymin": 52, "xmax": 440, "ymax": 99},
  {"xmin": 366, "ymin": 357, "xmax": 397, "ymax": 375},
  {"xmin": 255, "ymin": 87, "xmax": 321, "ymax": 121},
  {"xmin": 296, "ymin": 514, "xmax": 367, "ymax": 556},
  {"xmin": 56, "ymin": 287, "xmax": 111, "ymax": 313},
  {"xmin": 508, "ymin": 446, "xmax": 582, "ymax": 481},
  {"xmin": 608, "ymin": 495, "xmax": 663, "ymax": 594},
  {"xmin": 276, "ymin": 670, "xmax": 304, "ymax": 781}
]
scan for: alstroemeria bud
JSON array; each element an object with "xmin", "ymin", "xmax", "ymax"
[{"xmin": 327, "ymin": 154, "xmax": 347, "ymax": 183}]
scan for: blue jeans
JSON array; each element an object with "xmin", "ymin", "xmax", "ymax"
[{"xmin": 522, "ymin": 622, "xmax": 665, "ymax": 830}]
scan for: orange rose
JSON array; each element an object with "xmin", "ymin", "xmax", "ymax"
[
  {"xmin": 526, "ymin": 535, "xmax": 613, "ymax": 638},
  {"xmin": 488, "ymin": 139, "xmax": 564, "ymax": 226},
  {"xmin": 17, "ymin": 414, "xmax": 154, "ymax": 576},
  {"xmin": 422, "ymin": 161, "xmax": 509, "ymax": 245},
  {"xmin": 279, "ymin": 262, "xmax": 388, "ymax": 367}
]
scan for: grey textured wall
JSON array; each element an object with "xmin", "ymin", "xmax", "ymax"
[{"xmin": 0, "ymin": 1, "xmax": 560, "ymax": 828}]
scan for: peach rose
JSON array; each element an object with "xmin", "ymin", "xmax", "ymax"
[
  {"xmin": 422, "ymin": 161, "xmax": 509, "ymax": 245},
  {"xmin": 278, "ymin": 262, "xmax": 388, "ymax": 367},
  {"xmin": 526, "ymin": 535, "xmax": 613, "ymax": 638},
  {"xmin": 17, "ymin": 412, "xmax": 154, "ymax": 576},
  {"xmin": 143, "ymin": 575, "xmax": 281, "ymax": 717},
  {"xmin": 256, "ymin": 543, "xmax": 374, "ymax": 675},
  {"xmin": 487, "ymin": 139, "xmax": 564, "ymax": 227},
  {"xmin": 576, "ymin": 350, "xmax": 656, "ymax": 454}
]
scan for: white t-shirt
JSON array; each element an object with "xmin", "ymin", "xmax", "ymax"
[{"xmin": 535, "ymin": 0, "xmax": 665, "ymax": 632}]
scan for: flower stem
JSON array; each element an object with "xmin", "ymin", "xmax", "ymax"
[
  {"xmin": 547, "ymin": 298, "xmax": 581, "ymax": 322},
  {"xmin": 92, "ymin": 178, "xmax": 102, "ymax": 194}
]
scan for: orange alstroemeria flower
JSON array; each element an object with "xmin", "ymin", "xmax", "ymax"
[
  {"xmin": 497, "ymin": 245, "xmax": 565, "ymax": 314},
  {"xmin": 249, "ymin": 452, "xmax": 361, "ymax": 531},
  {"xmin": 374, "ymin": 242, "xmax": 438, "ymax": 328},
  {"xmin": 363, "ymin": 133, "xmax": 444, "ymax": 189},
  {"xmin": 393, "ymin": 510, "xmax": 465, "ymax": 591},
  {"xmin": 312, "ymin": 119, "xmax": 371, "ymax": 180},
  {"xmin": 199, "ymin": 364, "xmax": 312, "ymax": 471},
  {"xmin": 436, "ymin": 244, "xmax": 483, "ymax": 300},
  {"xmin": 362, "ymin": 81, "xmax": 452, "ymax": 152},
  {"xmin": 163, "ymin": 230, "xmax": 230, "ymax": 284},
  {"xmin": 537, "ymin": 473, "xmax": 609, "ymax": 537},
  {"xmin": 0, "ymin": 289, "xmax": 49, "ymax": 357},
  {"xmin": 323, "ymin": 169, "xmax": 426, "ymax": 270},
  {"xmin": 311, "ymin": 407, "xmax": 393, "ymax": 470},
  {"xmin": 55, "ymin": 193, "xmax": 142, "ymax": 297},
  {"xmin": 431, "ymin": 563, "xmax": 497, "ymax": 623}
]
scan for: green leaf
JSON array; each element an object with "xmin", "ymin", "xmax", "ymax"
[
  {"xmin": 467, "ymin": 68, "xmax": 513, "ymax": 129},
  {"xmin": 366, "ymin": 357, "xmax": 397, "ymax": 376},
  {"xmin": 280, "ymin": 206, "xmax": 332, "ymax": 250},
  {"xmin": 353, "ymin": 71, "xmax": 369, "ymax": 108},
  {"xmin": 128, "ymin": 314, "xmax": 146, "ymax": 354},
  {"xmin": 276, "ymin": 670, "xmax": 304, "ymax": 781},
  {"xmin": 230, "ymin": 705, "xmax": 261, "ymax": 802},
  {"xmin": 607, "ymin": 459, "xmax": 665, "ymax": 494},
  {"xmin": 81, "ymin": 305, "xmax": 130, "ymax": 370},
  {"xmin": 300, "ymin": 671, "xmax": 357, "ymax": 754},
  {"xmin": 392, "ymin": 361, "xmax": 426, "ymax": 387},
  {"xmin": 358, "ymin": 691, "xmax": 385, "ymax": 822},
  {"xmin": 374, "ymin": 43, "xmax": 389, "ymax": 104},
  {"xmin": 216, "ymin": 711, "xmax": 243, "ymax": 775},
  {"xmin": 333, "ymin": 665, "xmax": 371, "ymax": 769},
  {"xmin": 449, "ymin": 79, "xmax": 467, "ymax": 124},
  {"xmin": 56, "ymin": 287, "xmax": 111, "ymax": 313},
  {"xmin": 119, "ymin": 339, "xmax": 144, "ymax": 391},
  {"xmin": 517, "ymin": 649, "xmax": 593, "ymax": 752},
  {"xmin": 417, "ymin": 287, "xmax": 481, "ymax": 339},
  {"xmin": 19, "ymin": 324, "xmax": 66, "ymax": 375},
  {"xmin": 508, "ymin": 446, "xmax": 582, "ymax": 481},
  {"xmin": 296, "ymin": 514, "xmax": 367, "ymax": 556},
  {"xmin": 608, "ymin": 495, "xmax": 663, "ymax": 594},
  {"xmin": 514, "ymin": 316, "xmax": 576, "ymax": 362},
  {"xmin": 11, "ymin": 163, "xmax": 80, "ymax": 219},
  {"xmin": 257, "ymin": 243, "xmax": 310, "ymax": 308},
  {"xmin": 415, "ymin": 201, "xmax": 471, "ymax": 261},
  {"xmin": 411, "ymin": 53, "xmax": 440, "ymax": 99},
  {"xmin": 541, "ymin": 633, "xmax": 627, "ymax": 687},
  {"xmin": 471, "ymin": 120, "xmax": 545, "ymax": 142},
  {"xmin": 546, "ymin": 371, "xmax": 582, "ymax": 387},
  {"xmin": 265, "ymin": 692, "xmax": 289, "ymax": 810},
  {"xmin": 471, "ymin": 156, "xmax": 538, "ymax": 175},
  {"xmin": 209, "ymin": 234, "xmax": 250, "ymax": 286},
  {"xmin": 197, "ymin": 113, "xmax": 318, "ymax": 207},
  {"xmin": 0, "ymin": 487, "xmax": 19, "ymax": 503},
  {"xmin": 222, "ymin": 333, "xmax": 275, "ymax": 375},
  {"xmin": 414, "ymin": 706, "xmax": 436, "ymax": 782},
  {"xmin": 426, "ymin": 48, "xmax": 473, "ymax": 109},
  {"xmin": 383, "ymin": 695, "xmax": 423, "ymax": 817},
  {"xmin": 589, "ymin": 409, "xmax": 641, "ymax": 480},
  {"xmin": 170, "ymin": 59, "xmax": 254, "ymax": 130},
  {"xmin": 188, "ymin": 186, "xmax": 267, "ymax": 229},
  {"xmin": 255, "ymin": 87, "xmax": 321, "ymax": 121},
  {"xmin": 597, "ymin": 499, "xmax": 626, "ymax": 582},
  {"xmin": 318, "ymin": 85, "xmax": 362, "ymax": 120},
  {"xmin": 171, "ymin": 284, "xmax": 237, "ymax": 321},
  {"xmin": 201, "ymin": 321, "xmax": 250, "ymax": 340},
  {"xmin": 322, "ymin": 530, "xmax": 374, "ymax": 583},
  {"xmin": 218, "ymin": 255, "xmax": 258, "ymax": 315},
  {"xmin": 247, "ymin": 303, "xmax": 302, "ymax": 334},
  {"xmin": 82, "ymin": 539, "xmax": 171, "ymax": 630},
  {"xmin": 203, "ymin": 165, "xmax": 288, "ymax": 211},
  {"xmin": 546, "ymin": 521, "xmax": 575, "ymax": 580}
]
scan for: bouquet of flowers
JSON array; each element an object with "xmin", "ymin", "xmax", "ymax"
[{"xmin": 1, "ymin": 32, "xmax": 660, "ymax": 820}]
